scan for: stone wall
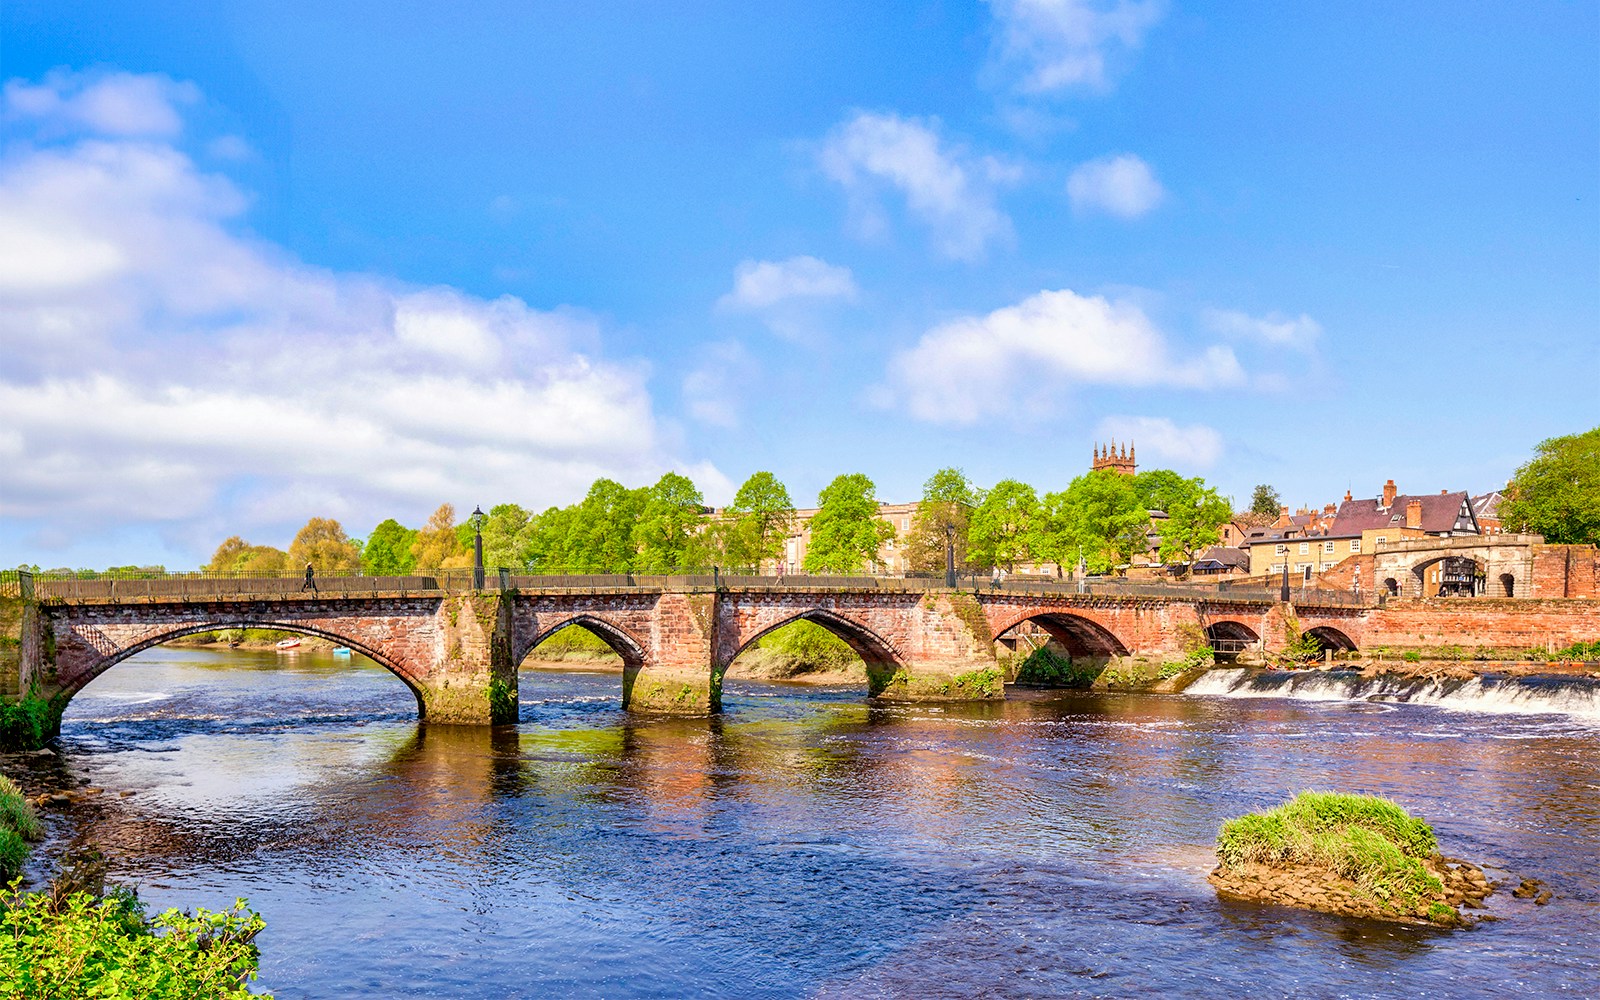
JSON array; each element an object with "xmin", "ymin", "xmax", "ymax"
[{"xmin": 1361, "ymin": 598, "xmax": 1600, "ymax": 652}]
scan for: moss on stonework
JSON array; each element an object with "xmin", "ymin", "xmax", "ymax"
[
  {"xmin": 944, "ymin": 593, "xmax": 997, "ymax": 661},
  {"xmin": 868, "ymin": 663, "xmax": 1003, "ymax": 701},
  {"xmin": 487, "ymin": 675, "xmax": 516, "ymax": 724},
  {"xmin": 629, "ymin": 680, "xmax": 706, "ymax": 712}
]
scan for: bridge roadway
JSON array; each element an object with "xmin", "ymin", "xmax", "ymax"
[{"xmin": 8, "ymin": 573, "xmax": 1374, "ymax": 729}]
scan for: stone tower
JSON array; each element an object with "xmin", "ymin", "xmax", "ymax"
[{"xmin": 1092, "ymin": 441, "xmax": 1137, "ymax": 476}]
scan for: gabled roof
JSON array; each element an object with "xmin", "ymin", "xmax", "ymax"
[
  {"xmin": 1472, "ymin": 491, "xmax": 1503, "ymax": 521},
  {"xmin": 1193, "ymin": 546, "xmax": 1250, "ymax": 570},
  {"xmin": 1328, "ymin": 491, "xmax": 1478, "ymax": 538}
]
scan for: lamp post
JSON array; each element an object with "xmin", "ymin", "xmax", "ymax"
[
  {"xmin": 944, "ymin": 521, "xmax": 957, "ymax": 589},
  {"xmin": 470, "ymin": 505, "xmax": 487, "ymax": 590}
]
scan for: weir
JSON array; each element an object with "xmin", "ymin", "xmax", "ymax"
[{"xmin": 1186, "ymin": 667, "xmax": 1600, "ymax": 720}]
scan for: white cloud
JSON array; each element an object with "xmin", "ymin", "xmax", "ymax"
[
  {"xmin": 986, "ymin": 0, "xmax": 1166, "ymax": 94},
  {"xmin": 819, "ymin": 111, "xmax": 1014, "ymax": 261},
  {"xmin": 883, "ymin": 288, "xmax": 1244, "ymax": 424},
  {"xmin": 1066, "ymin": 153, "xmax": 1164, "ymax": 218},
  {"xmin": 0, "ymin": 70, "xmax": 714, "ymax": 555},
  {"xmin": 1203, "ymin": 308, "xmax": 1323, "ymax": 350},
  {"xmin": 717, "ymin": 256, "xmax": 857, "ymax": 311},
  {"xmin": 682, "ymin": 340, "xmax": 759, "ymax": 429},
  {"xmin": 4, "ymin": 69, "xmax": 198, "ymax": 137},
  {"xmin": 1093, "ymin": 415, "xmax": 1223, "ymax": 468}
]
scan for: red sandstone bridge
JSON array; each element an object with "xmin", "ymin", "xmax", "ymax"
[
  {"xmin": 6, "ymin": 571, "xmax": 1374, "ymax": 723},
  {"xmin": 7, "ymin": 571, "xmax": 1593, "ymax": 733}
]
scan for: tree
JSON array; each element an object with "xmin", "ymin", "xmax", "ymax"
[
  {"xmin": 411, "ymin": 504, "xmax": 464, "ymax": 573},
  {"xmin": 204, "ymin": 537, "xmax": 289, "ymax": 576},
  {"xmin": 1499, "ymin": 427, "xmax": 1600, "ymax": 544},
  {"xmin": 967, "ymin": 479, "xmax": 1041, "ymax": 572},
  {"xmin": 904, "ymin": 468, "xmax": 978, "ymax": 575},
  {"xmin": 805, "ymin": 473, "xmax": 894, "ymax": 573},
  {"xmin": 482, "ymin": 503, "xmax": 533, "ymax": 569},
  {"xmin": 362, "ymin": 519, "xmax": 418, "ymax": 575},
  {"xmin": 1041, "ymin": 471, "xmax": 1150, "ymax": 575},
  {"xmin": 1250, "ymin": 484, "xmax": 1283, "ymax": 519},
  {"xmin": 1157, "ymin": 479, "xmax": 1232, "ymax": 573},
  {"xmin": 522, "ymin": 505, "xmax": 578, "ymax": 572},
  {"xmin": 632, "ymin": 473, "xmax": 707, "ymax": 572},
  {"xmin": 288, "ymin": 518, "xmax": 361, "ymax": 574},
  {"xmin": 205, "ymin": 537, "xmax": 250, "ymax": 573},
  {"xmin": 718, "ymin": 472, "xmax": 796, "ymax": 571},
  {"xmin": 1133, "ymin": 469, "xmax": 1190, "ymax": 514}
]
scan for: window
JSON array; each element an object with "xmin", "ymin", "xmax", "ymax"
[
  {"xmin": 1351, "ymin": 540, "xmax": 1361, "ymax": 553},
  {"xmin": 1269, "ymin": 564, "xmax": 1284, "ymax": 574},
  {"xmin": 902, "ymin": 518, "xmax": 910, "ymax": 531},
  {"xmin": 1275, "ymin": 544, "xmax": 1287, "ymax": 555},
  {"xmin": 1324, "ymin": 541, "xmax": 1335, "ymax": 554},
  {"xmin": 1299, "ymin": 542, "xmax": 1309, "ymax": 554},
  {"xmin": 1375, "ymin": 536, "xmax": 1387, "ymax": 545}
]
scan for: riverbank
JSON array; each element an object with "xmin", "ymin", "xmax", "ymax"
[
  {"xmin": 165, "ymin": 629, "xmax": 343, "ymax": 651},
  {"xmin": 522, "ymin": 652, "xmax": 868, "ymax": 686}
]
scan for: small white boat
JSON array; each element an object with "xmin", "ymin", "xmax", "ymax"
[
  {"xmin": 275, "ymin": 638, "xmax": 301, "ymax": 651},
  {"xmin": 332, "ymin": 647, "xmax": 352, "ymax": 656}
]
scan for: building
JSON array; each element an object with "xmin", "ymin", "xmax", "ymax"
[
  {"xmin": 1472, "ymin": 491, "xmax": 1505, "ymax": 535},
  {"xmin": 774, "ymin": 501, "xmax": 920, "ymax": 575},
  {"xmin": 1092, "ymin": 442, "xmax": 1136, "ymax": 476}
]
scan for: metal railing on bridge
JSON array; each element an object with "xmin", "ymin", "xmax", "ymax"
[{"xmin": 2, "ymin": 567, "xmax": 1373, "ymax": 607}]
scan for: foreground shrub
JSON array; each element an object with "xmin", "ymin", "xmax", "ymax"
[
  {"xmin": 1013, "ymin": 646, "xmax": 1099, "ymax": 687},
  {"xmin": 0, "ymin": 884, "xmax": 269, "ymax": 998},
  {"xmin": 1217, "ymin": 792, "xmax": 1442, "ymax": 908},
  {"xmin": 0, "ymin": 696, "xmax": 61, "ymax": 752},
  {"xmin": 0, "ymin": 777, "xmax": 40, "ymax": 882}
]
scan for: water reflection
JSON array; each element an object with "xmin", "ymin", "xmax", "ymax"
[{"xmin": 2, "ymin": 645, "xmax": 1593, "ymax": 997}]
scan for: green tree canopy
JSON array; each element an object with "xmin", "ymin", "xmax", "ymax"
[
  {"xmin": 204, "ymin": 537, "xmax": 288, "ymax": 576},
  {"xmin": 632, "ymin": 473, "xmax": 708, "ymax": 572},
  {"xmin": 1156, "ymin": 478, "xmax": 1232, "ymax": 573},
  {"xmin": 481, "ymin": 503, "xmax": 533, "ymax": 569},
  {"xmin": 805, "ymin": 473, "xmax": 894, "ymax": 573},
  {"xmin": 968, "ymin": 479, "xmax": 1041, "ymax": 572},
  {"xmin": 1133, "ymin": 469, "xmax": 1190, "ymax": 514},
  {"xmin": 1499, "ymin": 427, "xmax": 1600, "ymax": 544},
  {"xmin": 411, "ymin": 504, "xmax": 464, "ymax": 573},
  {"xmin": 904, "ymin": 468, "xmax": 977, "ymax": 575},
  {"xmin": 361, "ymin": 519, "xmax": 418, "ymax": 575},
  {"xmin": 288, "ymin": 517, "xmax": 362, "ymax": 574},
  {"xmin": 1250, "ymin": 484, "xmax": 1283, "ymax": 518},
  {"xmin": 717, "ymin": 471, "xmax": 796, "ymax": 571},
  {"xmin": 1042, "ymin": 471, "xmax": 1150, "ymax": 575}
]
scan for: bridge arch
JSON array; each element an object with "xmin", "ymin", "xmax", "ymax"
[
  {"xmin": 520, "ymin": 615, "xmax": 648, "ymax": 671},
  {"xmin": 1205, "ymin": 621, "xmax": 1260, "ymax": 662},
  {"xmin": 730, "ymin": 608, "xmax": 904, "ymax": 671},
  {"xmin": 60, "ymin": 620, "xmax": 427, "ymax": 717},
  {"xmin": 1304, "ymin": 625, "xmax": 1358, "ymax": 653},
  {"xmin": 1410, "ymin": 554, "xmax": 1485, "ymax": 598},
  {"xmin": 990, "ymin": 611, "xmax": 1130, "ymax": 659}
]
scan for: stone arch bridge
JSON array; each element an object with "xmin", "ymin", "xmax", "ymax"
[{"xmin": 7, "ymin": 575, "xmax": 1382, "ymax": 732}]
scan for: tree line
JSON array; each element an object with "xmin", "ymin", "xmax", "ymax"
[{"xmin": 205, "ymin": 466, "xmax": 1235, "ymax": 578}]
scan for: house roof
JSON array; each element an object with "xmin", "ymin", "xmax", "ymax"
[
  {"xmin": 1193, "ymin": 546, "xmax": 1250, "ymax": 570},
  {"xmin": 1472, "ymin": 491, "xmax": 1503, "ymax": 521},
  {"xmin": 1327, "ymin": 491, "xmax": 1478, "ymax": 538}
]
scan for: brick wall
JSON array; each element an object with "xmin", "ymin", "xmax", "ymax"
[
  {"xmin": 1530, "ymin": 546, "xmax": 1600, "ymax": 598},
  {"xmin": 1362, "ymin": 598, "xmax": 1600, "ymax": 651}
]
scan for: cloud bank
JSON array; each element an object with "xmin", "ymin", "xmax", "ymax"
[
  {"xmin": 1067, "ymin": 153, "xmax": 1164, "ymax": 218},
  {"xmin": 0, "ymin": 70, "xmax": 700, "ymax": 555}
]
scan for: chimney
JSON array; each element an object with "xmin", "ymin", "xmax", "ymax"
[
  {"xmin": 1344, "ymin": 489, "xmax": 1353, "ymax": 502},
  {"xmin": 1324, "ymin": 503, "xmax": 1336, "ymax": 514},
  {"xmin": 1382, "ymin": 479, "xmax": 1397, "ymax": 508},
  {"xmin": 1279, "ymin": 505, "xmax": 1290, "ymax": 516},
  {"xmin": 1406, "ymin": 499, "xmax": 1422, "ymax": 529},
  {"xmin": 1440, "ymin": 489, "xmax": 1448, "ymax": 495}
]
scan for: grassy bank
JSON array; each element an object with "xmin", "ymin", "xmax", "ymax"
[{"xmin": 0, "ymin": 775, "xmax": 42, "ymax": 882}]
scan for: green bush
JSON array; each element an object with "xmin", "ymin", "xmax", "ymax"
[
  {"xmin": 0, "ymin": 776, "xmax": 41, "ymax": 882},
  {"xmin": 0, "ymin": 695, "xmax": 61, "ymax": 751},
  {"xmin": 1013, "ymin": 646, "xmax": 1099, "ymax": 687},
  {"xmin": 1551, "ymin": 639, "xmax": 1600, "ymax": 661},
  {"xmin": 0, "ymin": 885, "xmax": 269, "ymax": 998},
  {"xmin": 755, "ymin": 620, "xmax": 860, "ymax": 672},
  {"xmin": 1217, "ymin": 792, "xmax": 1442, "ymax": 908}
]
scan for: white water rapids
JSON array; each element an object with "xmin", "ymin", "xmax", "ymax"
[{"xmin": 1186, "ymin": 667, "xmax": 1600, "ymax": 721}]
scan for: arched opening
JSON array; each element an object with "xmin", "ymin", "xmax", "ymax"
[
  {"xmin": 1499, "ymin": 573, "xmax": 1515, "ymax": 597},
  {"xmin": 992, "ymin": 612, "xmax": 1129, "ymax": 687},
  {"xmin": 1205, "ymin": 621, "xmax": 1260, "ymax": 663},
  {"xmin": 61, "ymin": 621, "xmax": 425, "ymax": 733},
  {"xmin": 1383, "ymin": 577, "xmax": 1400, "ymax": 597},
  {"xmin": 1303, "ymin": 625, "xmax": 1358, "ymax": 656},
  {"xmin": 1411, "ymin": 556, "xmax": 1485, "ymax": 598},
  {"xmin": 721, "ymin": 610, "xmax": 902, "ymax": 698},
  {"xmin": 516, "ymin": 617, "xmax": 648, "ymax": 714}
]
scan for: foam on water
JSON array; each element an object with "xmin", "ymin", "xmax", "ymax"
[{"xmin": 1187, "ymin": 667, "xmax": 1600, "ymax": 721}]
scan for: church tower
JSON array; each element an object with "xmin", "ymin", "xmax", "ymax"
[{"xmin": 1092, "ymin": 441, "xmax": 1137, "ymax": 476}]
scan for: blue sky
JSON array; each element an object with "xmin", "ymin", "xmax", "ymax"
[{"xmin": 2, "ymin": 1, "xmax": 1596, "ymax": 569}]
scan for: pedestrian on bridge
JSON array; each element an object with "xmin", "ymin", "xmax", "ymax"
[{"xmin": 302, "ymin": 562, "xmax": 318, "ymax": 594}]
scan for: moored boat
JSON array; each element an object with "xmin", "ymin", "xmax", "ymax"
[{"xmin": 275, "ymin": 638, "xmax": 301, "ymax": 651}]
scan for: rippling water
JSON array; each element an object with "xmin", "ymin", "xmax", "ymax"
[{"xmin": 8, "ymin": 647, "xmax": 1598, "ymax": 998}]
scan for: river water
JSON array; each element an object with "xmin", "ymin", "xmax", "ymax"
[{"xmin": 9, "ymin": 647, "xmax": 1599, "ymax": 998}]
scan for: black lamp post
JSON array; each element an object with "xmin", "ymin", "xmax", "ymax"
[
  {"xmin": 944, "ymin": 521, "xmax": 957, "ymax": 589},
  {"xmin": 470, "ymin": 505, "xmax": 487, "ymax": 590}
]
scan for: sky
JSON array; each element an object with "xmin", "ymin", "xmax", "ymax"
[{"xmin": 2, "ymin": 1, "xmax": 1597, "ymax": 570}]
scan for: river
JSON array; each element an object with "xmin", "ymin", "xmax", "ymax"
[{"xmin": 8, "ymin": 646, "xmax": 1598, "ymax": 998}]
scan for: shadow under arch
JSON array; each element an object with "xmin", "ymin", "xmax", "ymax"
[
  {"xmin": 519, "ymin": 615, "xmax": 652, "ymax": 705},
  {"xmin": 993, "ymin": 611, "xmax": 1130, "ymax": 659},
  {"xmin": 1205, "ymin": 620, "xmax": 1260, "ymax": 662},
  {"xmin": 723, "ymin": 608, "xmax": 905, "ymax": 697},
  {"xmin": 64, "ymin": 620, "xmax": 428, "ymax": 718},
  {"xmin": 1304, "ymin": 625, "xmax": 1358, "ymax": 653}
]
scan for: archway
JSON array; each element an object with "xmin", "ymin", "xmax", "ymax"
[
  {"xmin": 992, "ymin": 612, "xmax": 1129, "ymax": 687},
  {"xmin": 722, "ymin": 610, "xmax": 904, "ymax": 698},
  {"xmin": 1205, "ymin": 621, "xmax": 1260, "ymax": 663},
  {"xmin": 62, "ymin": 617, "xmax": 428, "ymax": 716},
  {"xmin": 1303, "ymin": 625, "xmax": 1358, "ymax": 655},
  {"xmin": 517, "ymin": 616, "xmax": 649, "ymax": 711},
  {"xmin": 1412, "ymin": 556, "xmax": 1484, "ymax": 598},
  {"xmin": 1499, "ymin": 573, "xmax": 1515, "ymax": 597}
]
